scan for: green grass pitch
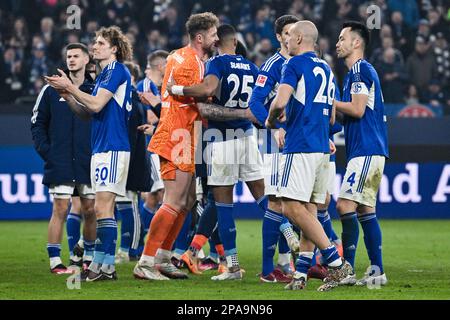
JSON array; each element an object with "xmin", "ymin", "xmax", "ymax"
[{"xmin": 0, "ymin": 219, "xmax": 449, "ymax": 300}]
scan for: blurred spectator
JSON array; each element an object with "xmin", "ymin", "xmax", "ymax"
[
  {"xmin": 422, "ymin": 78, "xmax": 447, "ymax": 109},
  {"xmin": 388, "ymin": 0, "xmax": 420, "ymax": 28},
  {"xmin": 104, "ymin": 0, "xmax": 132, "ymax": 30},
  {"xmin": 427, "ymin": 8, "xmax": 448, "ymax": 38},
  {"xmin": 288, "ymin": 0, "xmax": 313, "ymax": 21},
  {"xmin": 155, "ymin": 4, "xmax": 183, "ymax": 51},
  {"xmin": 378, "ymin": 47, "xmax": 408, "ymax": 103},
  {"xmin": 417, "ymin": 18, "xmax": 431, "ymax": 38},
  {"xmin": 406, "ymin": 35, "xmax": 437, "ymax": 101},
  {"xmin": 80, "ymin": 20, "xmax": 99, "ymax": 44},
  {"xmin": 27, "ymin": 40, "xmax": 54, "ymax": 96},
  {"xmin": 405, "ymin": 84, "xmax": 419, "ymax": 105},
  {"xmin": 39, "ymin": 16, "xmax": 62, "ymax": 61},
  {"xmin": 389, "ymin": 11, "xmax": 413, "ymax": 57},
  {"xmin": 370, "ymin": 36, "xmax": 404, "ymax": 68},
  {"xmin": 247, "ymin": 5, "xmax": 277, "ymax": 49},
  {"xmin": 0, "ymin": 46, "xmax": 25, "ymax": 102},
  {"xmin": 8, "ymin": 17, "xmax": 29, "ymax": 59},
  {"xmin": 250, "ymin": 38, "xmax": 273, "ymax": 63},
  {"xmin": 432, "ymin": 32, "xmax": 450, "ymax": 86}
]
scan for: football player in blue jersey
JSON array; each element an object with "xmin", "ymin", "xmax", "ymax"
[
  {"xmin": 247, "ymin": 15, "xmax": 303, "ymax": 283},
  {"xmin": 266, "ymin": 20, "xmax": 353, "ymax": 291},
  {"xmin": 335, "ymin": 21, "xmax": 389, "ymax": 287},
  {"xmin": 46, "ymin": 26, "xmax": 133, "ymax": 282}
]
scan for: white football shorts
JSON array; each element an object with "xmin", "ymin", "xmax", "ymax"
[
  {"xmin": 90, "ymin": 151, "xmax": 130, "ymax": 197},
  {"xmin": 339, "ymin": 155, "xmax": 385, "ymax": 207}
]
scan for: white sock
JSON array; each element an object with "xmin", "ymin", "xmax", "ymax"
[
  {"xmin": 328, "ymin": 257, "xmax": 343, "ymax": 268},
  {"xmin": 139, "ymin": 254, "xmax": 155, "ymax": 266},
  {"xmin": 156, "ymin": 249, "xmax": 171, "ymax": 264},
  {"xmin": 77, "ymin": 238, "xmax": 84, "ymax": 249},
  {"xmin": 278, "ymin": 253, "xmax": 291, "ymax": 266},
  {"xmin": 294, "ymin": 271, "xmax": 308, "ymax": 280}
]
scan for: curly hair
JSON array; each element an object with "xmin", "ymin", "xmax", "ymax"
[
  {"xmin": 185, "ymin": 12, "xmax": 219, "ymax": 40},
  {"xmin": 95, "ymin": 26, "xmax": 133, "ymax": 62}
]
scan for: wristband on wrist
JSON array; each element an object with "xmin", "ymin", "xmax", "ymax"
[{"xmin": 171, "ymin": 85, "xmax": 184, "ymax": 96}]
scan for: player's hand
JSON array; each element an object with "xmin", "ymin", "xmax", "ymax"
[
  {"xmin": 278, "ymin": 110, "xmax": 286, "ymax": 123},
  {"xmin": 265, "ymin": 118, "xmax": 276, "ymax": 129},
  {"xmin": 44, "ymin": 69, "xmax": 72, "ymax": 91},
  {"xmin": 137, "ymin": 123, "xmax": 156, "ymax": 136},
  {"xmin": 329, "ymin": 139, "xmax": 336, "ymax": 155},
  {"xmin": 166, "ymin": 79, "xmax": 175, "ymax": 95},
  {"xmin": 139, "ymin": 91, "xmax": 161, "ymax": 107}
]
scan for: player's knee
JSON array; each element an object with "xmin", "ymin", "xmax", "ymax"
[
  {"xmin": 52, "ymin": 199, "xmax": 69, "ymax": 219},
  {"xmin": 336, "ymin": 199, "xmax": 353, "ymax": 215}
]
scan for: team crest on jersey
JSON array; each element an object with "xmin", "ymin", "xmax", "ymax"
[
  {"xmin": 256, "ymin": 75, "xmax": 268, "ymax": 87},
  {"xmin": 351, "ymin": 82, "xmax": 363, "ymax": 94}
]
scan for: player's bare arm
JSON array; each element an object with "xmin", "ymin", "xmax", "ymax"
[
  {"xmin": 266, "ymin": 83, "xmax": 293, "ymax": 129},
  {"xmin": 60, "ymin": 92, "xmax": 92, "ymax": 121},
  {"xmin": 168, "ymin": 74, "xmax": 219, "ymax": 98},
  {"xmin": 45, "ymin": 69, "xmax": 113, "ymax": 113},
  {"xmin": 335, "ymin": 94, "xmax": 368, "ymax": 119},
  {"xmin": 197, "ymin": 102, "xmax": 260, "ymax": 124}
]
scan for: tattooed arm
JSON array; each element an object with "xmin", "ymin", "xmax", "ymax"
[{"xmin": 197, "ymin": 102, "xmax": 259, "ymax": 123}]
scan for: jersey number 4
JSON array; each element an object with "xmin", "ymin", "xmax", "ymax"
[{"xmin": 225, "ymin": 74, "xmax": 254, "ymax": 108}]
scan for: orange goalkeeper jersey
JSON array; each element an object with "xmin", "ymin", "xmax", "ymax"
[{"xmin": 149, "ymin": 46, "xmax": 204, "ymax": 169}]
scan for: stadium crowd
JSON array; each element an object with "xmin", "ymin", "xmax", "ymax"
[{"xmin": 0, "ymin": 0, "xmax": 449, "ymax": 114}]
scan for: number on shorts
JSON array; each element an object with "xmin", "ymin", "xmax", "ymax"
[
  {"xmin": 95, "ymin": 167, "xmax": 109, "ymax": 183},
  {"xmin": 347, "ymin": 172, "xmax": 356, "ymax": 187}
]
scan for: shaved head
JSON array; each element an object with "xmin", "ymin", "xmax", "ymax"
[
  {"xmin": 286, "ymin": 20, "xmax": 318, "ymax": 55},
  {"xmin": 293, "ymin": 20, "xmax": 318, "ymax": 44}
]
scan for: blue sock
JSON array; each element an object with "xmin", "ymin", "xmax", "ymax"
[
  {"xmin": 137, "ymin": 204, "xmax": 155, "ymax": 255},
  {"xmin": 141, "ymin": 204, "xmax": 155, "ymax": 235},
  {"xmin": 216, "ymin": 202, "xmax": 237, "ymax": 263},
  {"xmin": 340, "ymin": 212, "xmax": 359, "ymax": 269},
  {"xmin": 116, "ymin": 202, "xmax": 133, "ymax": 253},
  {"xmin": 330, "ymin": 229, "xmax": 339, "ymax": 242},
  {"xmin": 262, "ymin": 209, "xmax": 282, "ymax": 276},
  {"xmin": 209, "ymin": 238, "xmax": 219, "ymax": 261},
  {"xmin": 84, "ymin": 240, "xmax": 95, "ymax": 261},
  {"xmin": 318, "ymin": 210, "xmax": 334, "ymax": 241},
  {"xmin": 320, "ymin": 246, "xmax": 341, "ymax": 266},
  {"xmin": 174, "ymin": 211, "xmax": 192, "ymax": 252},
  {"xmin": 256, "ymin": 195, "xmax": 268, "ymax": 212},
  {"xmin": 66, "ymin": 213, "xmax": 81, "ymax": 255},
  {"xmin": 98, "ymin": 218, "xmax": 117, "ymax": 274},
  {"xmin": 311, "ymin": 249, "xmax": 317, "ymax": 267},
  {"xmin": 295, "ymin": 252, "xmax": 314, "ymax": 274},
  {"xmin": 359, "ymin": 213, "xmax": 384, "ymax": 274},
  {"xmin": 196, "ymin": 191, "xmax": 218, "ymax": 238}
]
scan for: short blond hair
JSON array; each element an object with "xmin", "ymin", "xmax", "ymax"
[{"xmin": 186, "ymin": 12, "xmax": 219, "ymax": 40}]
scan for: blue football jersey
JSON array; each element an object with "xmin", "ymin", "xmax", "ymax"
[
  {"xmin": 91, "ymin": 61, "xmax": 132, "ymax": 154},
  {"xmin": 342, "ymin": 59, "xmax": 389, "ymax": 160},
  {"xmin": 204, "ymin": 54, "xmax": 259, "ymax": 138},
  {"xmin": 280, "ymin": 51, "xmax": 335, "ymax": 154},
  {"xmin": 249, "ymin": 52, "xmax": 286, "ymax": 154}
]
